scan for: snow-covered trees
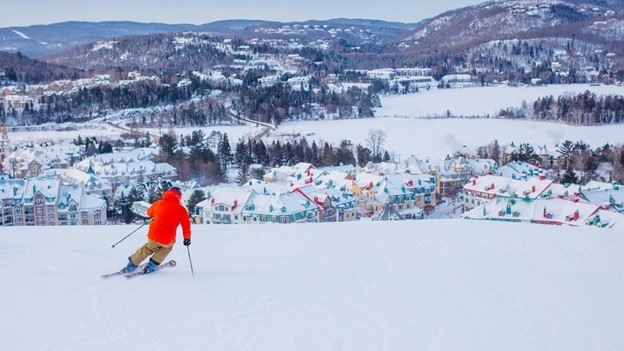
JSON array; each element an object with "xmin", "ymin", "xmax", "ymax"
[{"xmin": 533, "ymin": 92, "xmax": 624, "ymax": 125}]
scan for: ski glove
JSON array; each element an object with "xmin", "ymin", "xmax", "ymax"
[{"xmin": 183, "ymin": 239, "xmax": 191, "ymax": 246}]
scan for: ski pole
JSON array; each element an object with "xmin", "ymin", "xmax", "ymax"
[
  {"xmin": 186, "ymin": 246, "xmax": 196, "ymax": 281},
  {"xmin": 111, "ymin": 222, "xmax": 147, "ymax": 248}
]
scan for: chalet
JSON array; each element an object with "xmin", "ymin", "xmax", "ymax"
[
  {"xmin": 496, "ymin": 161, "xmax": 542, "ymax": 181},
  {"xmin": 294, "ymin": 185, "xmax": 357, "ymax": 222},
  {"xmin": 241, "ymin": 192, "xmax": 319, "ymax": 224},
  {"xmin": 0, "ymin": 175, "xmax": 106, "ymax": 226},
  {"xmin": 463, "ymin": 198, "xmax": 622, "ymax": 229},
  {"xmin": 581, "ymin": 181, "xmax": 623, "ymax": 213},
  {"xmin": 463, "ymin": 174, "xmax": 552, "ymax": 212},
  {"xmin": 196, "ymin": 187, "xmax": 253, "ymax": 224}
]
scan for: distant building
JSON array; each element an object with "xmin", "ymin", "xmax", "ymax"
[
  {"xmin": 0, "ymin": 175, "xmax": 106, "ymax": 226},
  {"xmin": 74, "ymin": 148, "xmax": 176, "ymax": 190},
  {"xmin": 441, "ymin": 74, "xmax": 473, "ymax": 88}
]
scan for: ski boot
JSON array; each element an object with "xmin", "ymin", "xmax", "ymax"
[
  {"xmin": 142, "ymin": 259, "xmax": 159, "ymax": 274},
  {"xmin": 122, "ymin": 258, "xmax": 138, "ymax": 273}
]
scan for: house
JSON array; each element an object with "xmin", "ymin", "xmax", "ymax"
[
  {"xmin": 44, "ymin": 168, "xmax": 113, "ymax": 201},
  {"xmin": 195, "ymin": 187, "xmax": 253, "ymax": 224},
  {"xmin": 75, "ymin": 148, "xmax": 176, "ymax": 189},
  {"xmin": 294, "ymin": 185, "xmax": 357, "ymax": 222},
  {"xmin": 5, "ymin": 142, "xmax": 81, "ymax": 178},
  {"xmin": 581, "ymin": 181, "xmax": 623, "ymax": 213},
  {"xmin": 0, "ymin": 175, "xmax": 106, "ymax": 226},
  {"xmin": 241, "ymin": 191, "xmax": 319, "ymax": 224},
  {"xmin": 463, "ymin": 197, "xmax": 623, "ymax": 229},
  {"xmin": 463, "ymin": 174, "xmax": 552, "ymax": 212},
  {"xmin": 496, "ymin": 161, "xmax": 542, "ymax": 181}
]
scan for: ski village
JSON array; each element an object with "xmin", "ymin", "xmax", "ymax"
[
  {"xmin": 1, "ymin": 124, "xmax": 624, "ymax": 228},
  {"xmin": 2, "ymin": 0, "xmax": 624, "ymax": 350}
]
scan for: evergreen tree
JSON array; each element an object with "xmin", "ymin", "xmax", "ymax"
[
  {"xmin": 557, "ymin": 140, "xmax": 574, "ymax": 169},
  {"xmin": 217, "ymin": 133, "xmax": 233, "ymax": 168},
  {"xmin": 186, "ymin": 189, "xmax": 206, "ymax": 216},
  {"xmin": 561, "ymin": 167, "xmax": 578, "ymax": 184},
  {"xmin": 159, "ymin": 133, "xmax": 178, "ymax": 161},
  {"xmin": 336, "ymin": 140, "xmax": 356, "ymax": 166},
  {"xmin": 491, "ymin": 139, "xmax": 501, "ymax": 164},
  {"xmin": 383, "ymin": 150, "xmax": 391, "ymax": 162},
  {"xmin": 236, "ymin": 163, "xmax": 249, "ymax": 185},
  {"xmin": 254, "ymin": 140, "xmax": 269, "ymax": 166},
  {"xmin": 356, "ymin": 145, "xmax": 372, "ymax": 167}
]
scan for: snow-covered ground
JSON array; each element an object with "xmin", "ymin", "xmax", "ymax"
[
  {"xmin": 2, "ymin": 220, "xmax": 623, "ymax": 350},
  {"xmin": 8, "ymin": 85, "xmax": 624, "ymax": 157},
  {"xmin": 277, "ymin": 117, "xmax": 624, "ymax": 159},
  {"xmin": 378, "ymin": 84, "xmax": 624, "ymax": 118}
]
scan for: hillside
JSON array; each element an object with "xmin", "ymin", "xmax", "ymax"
[
  {"xmin": 0, "ymin": 18, "xmax": 415, "ymax": 58},
  {"xmin": 1, "ymin": 219, "xmax": 623, "ymax": 350},
  {"xmin": 388, "ymin": 0, "xmax": 624, "ymax": 77},
  {"xmin": 0, "ymin": 21, "xmax": 199, "ymax": 57},
  {"xmin": 0, "ymin": 51, "xmax": 83, "ymax": 83},
  {"xmin": 35, "ymin": 0, "xmax": 624, "ymax": 82}
]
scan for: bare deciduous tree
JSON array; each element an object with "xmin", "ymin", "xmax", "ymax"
[{"xmin": 365, "ymin": 129, "xmax": 387, "ymax": 159}]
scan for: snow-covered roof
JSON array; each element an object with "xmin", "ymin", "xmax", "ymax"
[
  {"xmin": 206, "ymin": 187, "xmax": 254, "ymax": 213},
  {"xmin": 243, "ymin": 191, "xmax": 317, "ymax": 216},
  {"xmin": 23, "ymin": 177, "xmax": 60, "ymax": 203},
  {"xmin": 0, "ymin": 177, "xmax": 26, "ymax": 200},
  {"xmin": 582, "ymin": 184, "xmax": 624, "ymax": 213},
  {"xmin": 496, "ymin": 161, "xmax": 542, "ymax": 180},
  {"xmin": 464, "ymin": 174, "xmax": 552, "ymax": 200},
  {"xmin": 464, "ymin": 198, "xmax": 609, "ymax": 228}
]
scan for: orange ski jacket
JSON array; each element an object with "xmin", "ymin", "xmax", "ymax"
[{"xmin": 146, "ymin": 189, "xmax": 191, "ymax": 245}]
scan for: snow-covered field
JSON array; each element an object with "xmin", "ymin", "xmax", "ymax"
[
  {"xmin": 378, "ymin": 84, "xmax": 624, "ymax": 117},
  {"xmin": 277, "ymin": 118, "xmax": 624, "ymax": 159},
  {"xmin": 8, "ymin": 85, "xmax": 624, "ymax": 159},
  {"xmin": 2, "ymin": 220, "xmax": 623, "ymax": 350}
]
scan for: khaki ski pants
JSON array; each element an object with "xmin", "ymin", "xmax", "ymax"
[{"xmin": 130, "ymin": 239, "xmax": 173, "ymax": 266}]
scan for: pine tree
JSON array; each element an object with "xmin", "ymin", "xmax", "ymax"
[
  {"xmin": 186, "ymin": 189, "xmax": 206, "ymax": 216},
  {"xmin": 356, "ymin": 145, "xmax": 372, "ymax": 167},
  {"xmin": 383, "ymin": 150, "xmax": 391, "ymax": 162},
  {"xmin": 557, "ymin": 140, "xmax": 574, "ymax": 169},
  {"xmin": 561, "ymin": 167, "xmax": 578, "ymax": 184},
  {"xmin": 236, "ymin": 163, "xmax": 249, "ymax": 185},
  {"xmin": 491, "ymin": 139, "xmax": 501, "ymax": 164},
  {"xmin": 218, "ymin": 133, "xmax": 233, "ymax": 168}
]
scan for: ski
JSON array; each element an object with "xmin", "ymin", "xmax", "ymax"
[
  {"xmin": 124, "ymin": 260, "xmax": 177, "ymax": 279},
  {"xmin": 101, "ymin": 263, "xmax": 147, "ymax": 279}
]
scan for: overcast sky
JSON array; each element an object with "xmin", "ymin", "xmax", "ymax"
[{"xmin": 1, "ymin": 0, "xmax": 487, "ymax": 27}]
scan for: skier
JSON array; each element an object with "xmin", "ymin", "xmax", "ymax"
[{"xmin": 122, "ymin": 187, "xmax": 192, "ymax": 274}]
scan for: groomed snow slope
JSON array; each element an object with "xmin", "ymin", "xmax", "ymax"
[{"xmin": 2, "ymin": 220, "xmax": 623, "ymax": 350}]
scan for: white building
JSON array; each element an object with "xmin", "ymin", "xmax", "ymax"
[
  {"xmin": 75, "ymin": 148, "xmax": 176, "ymax": 189},
  {"xmin": 463, "ymin": 174, "xmax": 553, "ymax": 211},
  {"xmin": 0, "ymin": 175, "xmax": 106, "ymax": 226},
  {"xmin": 195, "ymin": 187, "xmax": 254, "ymax": 224}
]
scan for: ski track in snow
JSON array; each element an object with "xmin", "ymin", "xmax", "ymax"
[
  {"xmin": 1, "ymin": 220, "xmax": 624, "ymax": 350},
  {"xmin": 11, "ymin": 29, "xmax": 31, "ymax": 40}
]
